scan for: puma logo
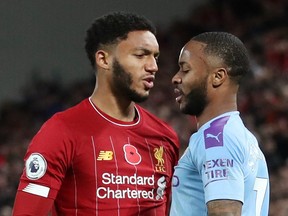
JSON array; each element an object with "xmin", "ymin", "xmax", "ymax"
[{"xmin": 206, "ymin": 132, "xmax": 222, "ymax": 142}]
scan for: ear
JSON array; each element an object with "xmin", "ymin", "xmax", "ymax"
[
  {"xmin": 212, "ymin": 68, "xmax": 227, "ymax": 87},
  {"xmin": 95, "ymin": 50, "xmax": 110, "ymax": 70}
]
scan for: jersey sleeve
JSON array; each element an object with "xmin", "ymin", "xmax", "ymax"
[
  {"xmin": 200, "ymin": 130, "xmax": 245, "ymax": 204},
  {"xmin": 198, "ymin": 117, "xmax": 246, "ymax": 204},
  {"xmin": 16, "ymin": 114, "xmax": 75, "ymax": 200},
  {"xmin": 12, "ymin": 190, "xmax": 54, "ymax": 216}
]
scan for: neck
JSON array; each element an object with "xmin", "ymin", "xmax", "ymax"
[
  {"xmin": 90, "ymin": 89, "xmax": 136, "ymax": 122},
  {"xmin": 196, "ymin": 95, "xmax": 237, "ymax": 129}
]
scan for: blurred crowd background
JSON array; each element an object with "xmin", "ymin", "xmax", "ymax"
[{"xmin": 0, "ymin": 0, "xmax": 288, "ymax": 215}]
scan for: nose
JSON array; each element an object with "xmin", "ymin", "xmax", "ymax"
[
  {"xmin": 172, "ymin": 73, "xmax": 181, "ymax": 84},
  {"xmin": 145, "ymin": 57, "xmax": 158, "ymax": 73}
]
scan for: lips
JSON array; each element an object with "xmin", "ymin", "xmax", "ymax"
[
  {"xmin": 143, "ymin": 76, "xmax": 155, "ymax": 89},
  {"xmin": 174, "ymin": 88, "xmax": 183, "ymax": 103}
]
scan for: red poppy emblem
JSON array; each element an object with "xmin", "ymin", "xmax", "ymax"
[{"xmin": 123, "ymin": 144, "xmax": 141, "ymax": 165}]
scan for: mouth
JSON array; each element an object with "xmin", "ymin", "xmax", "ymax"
[
  {"xmin": 143, "ymin": 76, "xmax": 155, "ymax": 90},
  {"xmin": 174, "ymin": 88, "xmax": 183, "ymax": 103}
]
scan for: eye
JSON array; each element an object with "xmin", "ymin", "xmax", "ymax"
[
  {"xmin": 179, "ymin": 67, "xmax": 190, "ymax": 73},
  {"xmin": 178, "ymin": 62, "xmax": 191, "ymax": 73},
  {"xmin": 134, "ymin": 53, "xmax": 145, "ymax": 58},
  {"xmin": 154, "ymin": 56, "xmax": 159, "ymax": 62}
]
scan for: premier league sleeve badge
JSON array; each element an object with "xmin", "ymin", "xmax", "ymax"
[{"xmin": 25, "ymin": 153, "xmax": 47, "ymax": 180}]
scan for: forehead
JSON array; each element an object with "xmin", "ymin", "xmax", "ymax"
[
  {"xmin": 178, "ymin": 40, "xmax": 207, "ymax": 65},
  {"xmin": 116, "ymin": 30, "xmax": 159, "ymax": 53}
]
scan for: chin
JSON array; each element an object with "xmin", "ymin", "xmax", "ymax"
[
  {"xmin": 179, "ymin": 105, "xmax": 186, "ymax": 114},
  {"xmin": 179, "ymin": 101, "xmax": 186, "ymax": 110},
  {"xmin": 132, "ymin": 95, "xmax": 149, "ymax": 103},
  {"xmin": 180, "ymin": 104, "xmax": 193, "ymax": 115},
  {"xmin": 141, "ymin": 91, "xmax": 150, "ymax": 98}
]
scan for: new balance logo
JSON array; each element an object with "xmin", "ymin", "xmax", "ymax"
[{"xmin": 97, "ymin": 151, "xmax": 113, "ymax": 160}]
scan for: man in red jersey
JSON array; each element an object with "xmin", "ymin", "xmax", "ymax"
[{"xmin": 12, "ymin": 11, "xmax": 179, "ymax": 216}]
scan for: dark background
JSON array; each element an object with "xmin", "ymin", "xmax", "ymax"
[{"xmin": 0, "ymin": 0, "xmax": 204, "ymax": 103}]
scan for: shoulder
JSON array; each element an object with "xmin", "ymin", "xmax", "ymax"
[
  {"xmin": 199, "ymin": 112, "xmax": 250, "ymax": 153},
  {"xmin": 136, "ymin": 105, "xmax": 180, "ymax": 146},
  {"xmin": 223, "ymin": 113, "xmax": 255, "ymax": 144},
  {"xmin": 205, "ymin": 112, "xmax": 247, "ymax": 139},
  {"xmin": 54, "ymin": 99, "xmax": 90, "ymax": 119},
  {"xmin": 137, "ymin": 105, "xmax": 176, "ymax": 132},
  {"xmin": 48, "ymin": 98, "xmax": 93, "ymax": 125},
  {"xmin": 39, "ymin": 99, "xmax": 90, "ymax": 132}
]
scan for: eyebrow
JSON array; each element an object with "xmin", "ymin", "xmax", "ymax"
[
  {"xmin": 178, "ymin": 61, "xmax": 188, "ymax": 67},
  {"xmin": 135, "ymin": 47, "xmax": 160, "ymax": 57}
]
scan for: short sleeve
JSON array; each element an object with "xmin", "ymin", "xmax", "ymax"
[{"xmin": 18, "ymin": 115, "xmax": 75, "ymax": 199}]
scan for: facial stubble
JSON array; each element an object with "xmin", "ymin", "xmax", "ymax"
[
  {"xmin": 181, "ymin": 77, "xmax": 208, "ymax": 117},
  {"xmin": 112, "ymin": 59, "xmax": 148, "ymax": 103}
]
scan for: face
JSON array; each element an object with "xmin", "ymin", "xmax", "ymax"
[
  {"xmin": 172, "ymin": 40, "xmax": 209, "ymax": 116},
  {"xmin": 111, "ymin": 59, "xmax": 147, "ymax": 103},
  {"xmin": 110, "ymin": 31, "xmax": 159, "ymax": 102}
]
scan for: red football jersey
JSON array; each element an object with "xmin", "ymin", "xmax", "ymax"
[{"xmin": 15, "ymin": 98, "xmax": 179, "ymax": 216}]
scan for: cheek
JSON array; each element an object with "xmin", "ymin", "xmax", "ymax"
[
  {"xmin": 119, "ymin": 60, "xmax": 138, "ymax": 77},
  {"xmin": 125, "ymin": 64, "xmax": 142, "ymax": 79},
  {"xmin": 182, "ymin": 77, "xmax": 195, "ymax": 94},
  {"xmin": 125, "ymin": 55, "xmax": 143, "ymax": 68}
]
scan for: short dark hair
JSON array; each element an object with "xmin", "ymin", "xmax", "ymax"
[
  {"xmin": 192, "ymin": 32, "xmax": 250, "ymax": 84},
  {"xmin": 85, "ymin": 11, "xmax": 156, "ymax": 67}
]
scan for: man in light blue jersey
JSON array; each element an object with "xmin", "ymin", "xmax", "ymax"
[{"xmin": 170, "ymin": 32, "xmax": 270, "ymax": 216}]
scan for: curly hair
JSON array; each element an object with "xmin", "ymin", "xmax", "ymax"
[
  {"xmin": 85, "ymin": 11, "xmax": 156, "ymax": 67},
  {"xmin": 192, "ymin": 32, "xmax": 250, "ymax": 84}
]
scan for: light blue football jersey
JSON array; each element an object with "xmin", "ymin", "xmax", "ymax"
[{"xmin": 170, "ymin": 112, "xmax": 269, "ymax": 216}]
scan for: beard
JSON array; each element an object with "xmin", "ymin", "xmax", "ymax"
[
  {"xmin": 181, "ymin": 78, "xmax": 208, "ymax": 116},
  {"xmin": 112, "ymin": 59, "xmax": 148, "ymax": 103}
]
